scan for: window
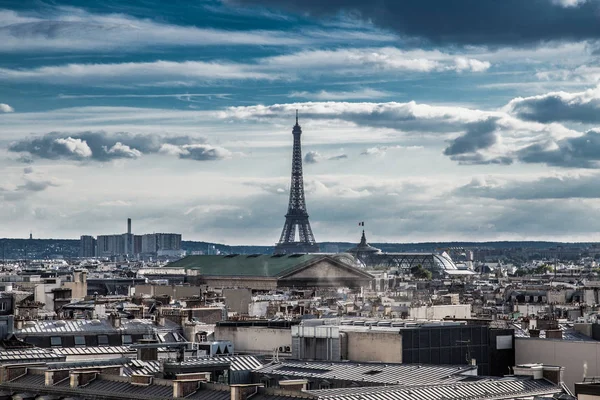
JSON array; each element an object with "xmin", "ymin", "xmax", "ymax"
[
  {"xmin": 74, "ymin": 336, "xmax": 85, "ymax": 346},
  {"xmin": 0, "ymin": 302, "xmax": 7, "ymax": 311},
  {"xmin": 122, "ymin": 335, "xmax": 132, "ymax": 345},
  {"xmin": 50, "ymin": 337, "xmax": 62, "ymax": 347},
  {"xmin": 97, "ymin": 335, "xmax": 109, "ymax": 346}
]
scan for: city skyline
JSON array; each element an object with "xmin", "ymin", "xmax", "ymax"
[{"xmin": 3, "ymin": 1, "xmax": 600, "ymax": 244}]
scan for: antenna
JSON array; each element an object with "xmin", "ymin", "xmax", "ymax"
[{"xmin": 295, "ymin": 109, "xmax": 298, "ymax": 125}]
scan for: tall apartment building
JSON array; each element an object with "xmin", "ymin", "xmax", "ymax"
[
  {"xmin": 93, "ymin": 219, "xmax": 182, "ymax": 258},
  {"xmin": 140, "ymin": 233, "xmax": 182, "ymax": 256},
  {"xmin": 157, "ymin": 233, "xmax": 182, "ymax": 251},
  {"xmin": 96, "ymin": 234, "xmax": 125, "ymax": 257},
  {"xmin": 140, "ymin": 233, "xmax": 158, "ymax": 254},
  {"xmin": 79, "ymin": 235, "xmax": 96, "ymax": 257}
]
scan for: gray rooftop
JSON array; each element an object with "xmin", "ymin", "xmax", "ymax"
[
  {"xmin": 255, "ymin": 361, "xmax": 478, "ymax": 386},
  {"xmin": 307, "ymin": 377, "xmax": 563, "ymax": 400},
  {"xmin": 14, "ymin": 318, "xmax": 182, "ymax": 336}
]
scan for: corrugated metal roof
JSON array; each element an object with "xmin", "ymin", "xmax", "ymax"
[
  {"xmin": 55, "ymin": 346, "xmax": 135, "ymax": 355},
  {"xmin": 173, "ymin": 355, "xmax": 263, "ymax": 372},
  {"xmin": 256, "ymin": 361, "xmax": 477, "ymax": 386},
  {"xmin": 47, "ymin": 357, "xmax": 131, "ymax": 370},
  {"xmin": 15, "ymin": 318, "xmax": 182, "ymax": 335},
  {"xmin": 121, "ymin": 360, "xmax": 162, "ymax": 377},
  {"xmin": 0, "ymin": 348, "xmax": 64, "ymax": 362},
  {"xmin": 308, "ymin": 378, "xmax": 563, "ymax": 400}
]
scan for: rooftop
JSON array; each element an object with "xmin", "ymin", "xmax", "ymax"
[
  {"xmin": 165, "ymin": 254, "xmax": 323, "ymax": 277},
  {"xmin": 14, "ymin": 318, "xmax": 182, "ymax": 336},
  {"xmin": 307, "ymin": 377, "xmax": 564, "ymax": 400},
  {"xmin": 255, "ymin": 360, "xmax": 478, "ymax": 386}
]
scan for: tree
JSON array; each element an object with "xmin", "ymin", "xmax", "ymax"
[{"xmin": 411, "ymin": 264, "xmax": 432, "ymax": 280}]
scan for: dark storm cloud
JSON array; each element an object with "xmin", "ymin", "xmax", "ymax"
[
  {"xmin": 227, "ymin": 0, "xmax": 600, "ymax": 46},
  {"xmin": 455, "ymin": 174, "xmax": 600, "ymax": 200},
  {"xmin": 508, "ymin": 90, "xmax": 600, "ymax": 123},
  {"xmin": 177, "ymin": 145, "xmax": 232, "ymax": 161},
  {"xmin": 517, "ymin": 130, "xmax": 600, "ymax": 168},
  {"xmin": 444, "ymin": 118, "xmax": 499, "ymax": 156},
  {"xmin": 8, "ymin": 131, "xmax": 206, "ymax": 162},
  {"xmin": 304, "ymin": 151, "xmax": 320, "ymax": 164},
  {"xmin": 450, "ymin": 129, "xmax": 600, "ymax": 168}
]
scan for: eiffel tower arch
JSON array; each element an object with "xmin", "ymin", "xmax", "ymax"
[{"xmin": 274, "ymin": 111, "xmax": 320, "ymax": 255}]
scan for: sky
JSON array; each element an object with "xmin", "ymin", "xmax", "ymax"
[{"xmin": 4, "ymin": 1, "xmax": 600, "ymax": 244}]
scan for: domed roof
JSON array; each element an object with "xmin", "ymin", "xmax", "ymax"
[{"xmin": 346, "ymin": 230, "xmax": 381, "ymax": 254}]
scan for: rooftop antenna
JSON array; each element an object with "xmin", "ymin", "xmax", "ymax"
[{"xmin": 295, "ymin": 109, "xmax": 298, "ymax": 125}]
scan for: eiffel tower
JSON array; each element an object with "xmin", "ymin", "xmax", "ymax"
[{"xmin": 274, "ymin": 111, "xmax": 320, "ymax": 254}]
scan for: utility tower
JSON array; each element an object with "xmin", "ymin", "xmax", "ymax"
[{"xmin": 274, "ymin": 111, "xmax": 319, "ymax": 254}]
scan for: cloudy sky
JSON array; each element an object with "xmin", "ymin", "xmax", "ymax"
[{"xmin": 3, "ymin": 0, "xmax": 600, "ymax": 244}]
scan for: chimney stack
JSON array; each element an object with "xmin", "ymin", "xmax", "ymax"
[{"xmin": 127, "ymin": 218, "xmax": 132, "ymax": 235}]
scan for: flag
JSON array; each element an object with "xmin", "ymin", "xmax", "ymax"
[{"xmin": 359, "ymin": 222, "xmax": 364, "ymax": 226}]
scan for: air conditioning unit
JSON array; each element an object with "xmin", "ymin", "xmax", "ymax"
[{"xmin": 195, "ymin": 340, "xmax": 234, "ymax": 357}]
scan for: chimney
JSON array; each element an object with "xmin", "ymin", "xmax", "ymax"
[
  {"xmin": 127, "ymin": 218, "xmax": 132, "ymax": 235},
  {"xmin": 137, "ymin": 339, "xmax": 159, "ymax": 361},
  {"xmin": 173, "ymin": 379, "xmax": 203, "ymax": 398},
  {"xmin": 230, "ymin": 384, "xmax": 263, "ymax": 400},
  {"xmin": 546, "ymin": 329, "xmax": 563, "ymax": 339},
  {"xmin": 542, "ymin": 365, "xmax": 564, "ymax": 385},
  {"xmin": 108, "ymin": 312, "xmax": 121, "ymax": 329},
  {"xmin": 45, "ymin": 370, "xmax": 69, "ymax": 386},
  {"xmin": 70, "ymin": 371, "xmax": 97, "ymax": 388},
  {"xmin": 529, "ymin": 329, "xmax": 540, "ymax": 338},
  {"xmin": 14, "ymin": 317, "xmax": 23, "ymax": 330},
  {"xmin": 513, "ymin": 364, "xmax": 544, "ymax": 379},
  {"xmin": 131, "ymin": 374, "xmax": 153, "ymax": 386}
]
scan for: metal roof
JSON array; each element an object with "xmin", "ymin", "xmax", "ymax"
[
  {"xmin": 15, "ymin": 318, "xmax": 182, "ymax": 336},
  {"xmin": 121, "ymin": 360, "xmax": 162, "ymax": 377},
  {"xmin": 0, "ymin": 348, "xmax": 64, "ymax": 363},
  {"xmin": 172, "ymin": 355, "xmax": 263, "ymax": 372},
  {"xmin": 55, "ymin": 346, "xmax": 135, "ymax": 356},
  {"xmin": 165, "ymin": 254, "xmax": 372, "ymax": 280},
  {"xmin": 256, "ymin": 361, "xmax": 478, "ymax": 386},
  {"xmin": 307, "ymin": 377, "xmax": 563, "ymax": 400},
  {"xmin": 47, "ymin": 357, "xmax": 131, "ymax": 370},
  {"xmin": 512, "ymin": 323, "xmax": 591, "ymax": 341},
  {"xmin": 166, "ymin": 254, "xmax": 321, "ymax": 277}
]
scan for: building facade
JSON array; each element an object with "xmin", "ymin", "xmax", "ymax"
[{"xmin": 78, "ymin": 235, "xmax": 96, "ymax": 257}]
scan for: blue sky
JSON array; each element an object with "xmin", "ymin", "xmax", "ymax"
[{"xmin": 3, "ymin": 0, "xmax": 600, "ymax": 244}]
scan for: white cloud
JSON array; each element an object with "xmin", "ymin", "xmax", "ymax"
[
  {"xmin": 289, "ymin": 88, "xmax": 389, "ymax": 100},
  {"xmin": 0, "ymin": 60, "xmax": 276, "ymax": 84},
  {"xmin": 105, "ymin": 142, "xmax": 142, "ymax": 159},
  {"xmin": 262, "ymin": 47, "xmax": 491, "ymax": 73},
  {"xmin": 98, "ymin": 200, "xmax": 132, "ymax": 207},
  {"xmin": 361, "ymin": 145, "xmax": 424, "ymax": 156},
  {"xmin": 551, "ymin": 0, "xmax": 587, "ymax": 7},
  {"xmin": 219, "ymin": 100, "xmax": 582, "ymax": 166},
  {"xmin": 0, "ymin": 7, "xmax": 396, "ymax": 53},
  {"xmin": 0, "ymin": 46, "xmax": 493, "ymax": 87},
  {"xmin": 55, "ymin": 137, "xmax": 92, "ymax": 158},
  {"xmin": 0, "ymin": 103, "xmax": 14, "ymax": 112}
]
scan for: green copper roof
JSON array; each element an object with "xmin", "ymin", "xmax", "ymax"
[{"xmin": 165, "ymin": 254, "xmax": 322, "ymax": 277}]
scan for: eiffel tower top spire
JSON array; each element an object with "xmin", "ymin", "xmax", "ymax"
[{"xmin": 274, "ymin": 112, "xmax": 319, "ymax": 255}]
